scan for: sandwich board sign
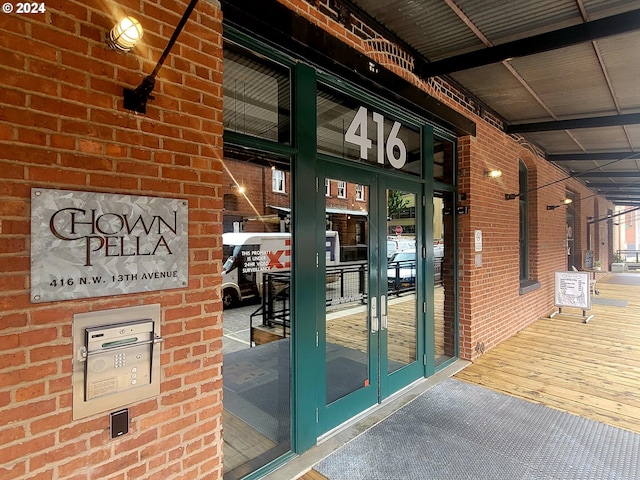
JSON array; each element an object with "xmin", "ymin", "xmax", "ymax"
[{"xmin": 550, "ymin": 271, "xmax": 593, "ymax": 323}]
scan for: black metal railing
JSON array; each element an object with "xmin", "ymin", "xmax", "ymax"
[
  {"xmin": 325, "ymin": 262, "xmax": 368, "ymax": 306},
  {"xmin": 616, "ymin": 250, "xmax": 640, "ymax": 263},
  {"xmin": 387, "ymin": 258, "xmax": 416, "ymax": 295},
  {"xmin": 251, "ymin": 271, "xmax": 291, "ymax": 338},
  {"xmin": 253, "ymin": 257, "xmax": 444, "ymax": 331}
]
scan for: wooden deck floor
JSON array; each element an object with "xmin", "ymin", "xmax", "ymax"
[{"xmin": 455, "ymin": 273, "xmax": 640, "ymax": 434}]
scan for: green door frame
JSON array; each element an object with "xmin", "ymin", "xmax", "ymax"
[
  {"xmin": 292, "ymin": 62, "xmax": 319, "ymax": 453},
  {"xmin": 314, "ymin": 160, "xmax": 429, "ymax": 436},
  {"xmin": 316, "ymin": 162, "xmax": 379, "ymax": 434},
  {"xmin": 381, "ymin": 173, "xmax": 431, "ymax": 396},
  {"xmin": 220, "ymin": 29, "xmax": 454, "ymax": 464},
  {"xmin": 292, "ymin": 61, "xmax": 440, "ymax": 447}
]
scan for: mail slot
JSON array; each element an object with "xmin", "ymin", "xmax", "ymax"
[{"xmin": 73, "ymin": 304, "xmax": 162, "ymax": 420}]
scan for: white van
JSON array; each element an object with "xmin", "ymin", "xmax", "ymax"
[
  {"xmin": 221, "ymin": 231, "xmax": 340, "ymax": 308},
  {"xmin": 387, "ymin": 236, "xmax": 416, "ymax": 259}
]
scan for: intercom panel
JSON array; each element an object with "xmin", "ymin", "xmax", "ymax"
[
  {"xmin": 73, "ymin": 304, "xmax": 162, "ymax": 420},
  {"xmin": 84, "ymin": 320, "xmax": 154, "ymax": 401}
]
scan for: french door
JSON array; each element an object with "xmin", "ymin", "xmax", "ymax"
[{"xmin": 318, "ymin": 162, "xmax": 425, "ymax": 434}]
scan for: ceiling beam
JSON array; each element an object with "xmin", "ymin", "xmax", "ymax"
[
  {"xmin": 587, "ymin": 183, "xmax": 640, "ymax": 189},
  {"xmin": 550, "ymin": 151, "xmax": 640, "ymax": 161},
  {"xmin": 593, "ymin": 188, "xmax": 640, "ymax": 193},
  {"xmin": 575, "ymin": 171, "xmax": 640, "ymax": 178},
  {"xmin": 607, "ymin": 199, "xmax": 640, "ymax": 203},
  {"xmin": 602, "ymin": 191, "xmax": 640, "ymax": 196},
  {"xmin": 506, "ymin": 113, "xmax": 640, "ymax": 133},
  {"xmin": 414, "ymin": 9, "xmax": 640, "ymax": 78}
]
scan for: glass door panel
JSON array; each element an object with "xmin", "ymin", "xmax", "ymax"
[
  {"xmin": 325, "ymin": 178, "xmax": 372, "ymax": 405},
  {"xmin": 386, "ymin": 189, "xmax": 417, "ymax": 374},
  {"xmin": 220, "ymin": 148, "xmax": 292, "ymax": 479},
  {"xmin": 434, "ymin": 193, "xmax": 456, "ymax": 366},
  {"xmin": 320, "ymin": 169, "xmax": 424, "ymax": 434}
]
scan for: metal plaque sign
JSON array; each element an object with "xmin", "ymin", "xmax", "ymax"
[{"xmin": 31, "ymin": 189, "xmax": 188, "ymax": 302}]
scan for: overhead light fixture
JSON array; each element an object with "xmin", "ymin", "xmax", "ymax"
[
  {"xmin": 484, "ymin": 169, "xmax": 502, "ymax": 179},
  {"xmin": 108, "ymin": 17, "xmax": 143, "ymax": 52},
  {"xmin": 547, "ymin": 198, "xmax": 573, "ymax": 210}
]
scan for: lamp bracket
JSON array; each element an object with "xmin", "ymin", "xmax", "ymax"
[
  {"xmin": 121, "ymin": 0, "xmax": 199, "ymax": 114},
  {"xmin": 123, "ymin": 76, "xmax": 156, "ymax": 114}
]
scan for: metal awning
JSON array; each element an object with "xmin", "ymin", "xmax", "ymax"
[
  {"xmin": 338, "ymin": 0, "xmax": 640, "ymax": 206},
  {"xmin": 268, "ymin": 205, "xmax": 368, "ymax": 217},
  {"xmin": 223, "ymin": 0, "xmax": 640, "ymax": 205}
]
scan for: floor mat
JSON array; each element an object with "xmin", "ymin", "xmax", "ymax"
[
  {"xmin": 599, "ymin": 273, "xmax": 640, "ymax": 286},
  {"xmin": 591, "ymin": 297, "xmax": 629, "ymax": 307},
  {"xmin": 316, "ymin": 378, "xmax": 640, "ymax": 480}
]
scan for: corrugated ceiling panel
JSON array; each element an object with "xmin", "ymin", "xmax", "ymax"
[
  {"xmin": 348, "ymin": 0, "xmax": 640, "ymax": 166},
  {"xmin": 596, "ymin": 159, "xmax": 640, "ymax": 172},
  {"xmin": 568, "ymin": 126, "xmax": 632, "ymax": 151},
  {"xmin": 619, "ymin": 125, "xmax": 640, "ymax": 150},
  {"xmin": 509, "ymin": 43, "xmax": 616, "ymax": 117},
  {"xmin": 449, "ymin": 64, "xmax": 551, "ymax": 121},
  {"xmin": 350, "ymin": 0, "xmax": 484, "ymax": 60},
  {"xmin": 523, "ymin": 131, "xmax": 583, "ymax": 153},
  {"xmin": 560, "ymin": 159, "xmax": 640, "ymax": 174},
  {"xmin": 595, "ymin": 30, "xmax": 640, "ymax": 111},
  {"xmin": 554, "ymin": 160, "xmax": 599, "ymax": 173},
  {"xmin": 454, "ymin": 0, "xmax": 580, "ymax": 44},
  {"xmin": 583, "ymin": 0, "xmax": 640, "ymax": 20}
]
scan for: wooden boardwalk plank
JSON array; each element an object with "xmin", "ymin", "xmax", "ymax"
[
  {"xmin": 456, "ymin": 274, "xmax": 640, "ymax": 434},
  {"xmin": 296, "ymin": 470, "xmax": 330, "ymax": 480}
]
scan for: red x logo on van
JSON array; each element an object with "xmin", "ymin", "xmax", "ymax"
[{"xmin": 267, "ymin": 250, "xmax": 288, "ymax": 269}]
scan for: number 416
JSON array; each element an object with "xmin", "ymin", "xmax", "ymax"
[{"xmin": 345, "ymin": 106, "xmax": 407, "ymax": 169}]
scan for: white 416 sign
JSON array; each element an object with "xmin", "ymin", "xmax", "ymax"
[{"xmin": 345, "ymin": 106, "xmax": 408, "ymax": 169}]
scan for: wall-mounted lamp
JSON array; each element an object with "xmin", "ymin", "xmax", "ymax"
[
  {"xmin": 230, "ymin": 183, "xmax": 245, "ymax": 194},
  {"xmin": 122, "ymin": 0, "xmax": 199, "ymax": 114},
  {"xmin": 484, "ymin": 169, "xmax": 502, "ymax": 179},
  {"xmin": 546, "ymin": 198, "xmax": 573, "ymax": 210},
  {"xmin": 108, "ymin": 17, "xmax": 143, "ymax": 52}
]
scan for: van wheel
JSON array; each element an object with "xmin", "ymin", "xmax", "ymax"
[{"xmin": 222, "ymin": 288, "xmax": 238, "ymax": 309}]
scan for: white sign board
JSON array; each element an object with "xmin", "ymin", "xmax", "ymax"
[
  {"xmin": 554, "ymin": 271, "xmax": 591, "ymax": 310},
  {"xmin": 474, "ymin": 230, "xmax": 482, "ymax": 252},
  {"xmin": 31, "ymin": 189, "xmax": 188, "ymax": 302}
]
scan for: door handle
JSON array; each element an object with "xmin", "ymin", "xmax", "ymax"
[
  {"xmin": 371, "ymin": 296, "xmax": 378, "ymax": 333},
  {"xmin": 381, "ymin": 295, "xmax": 388, "ymax": 330}
]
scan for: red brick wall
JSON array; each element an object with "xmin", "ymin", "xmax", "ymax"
[
  {"xmin": 456, "ymin": 123, "xmax": 613, "ymax": 360},
  {"xmin": 0, "ymin": 1, "xmax": 224, "ymax": 478}
]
